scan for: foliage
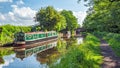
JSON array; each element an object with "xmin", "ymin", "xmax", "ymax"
[
  {"xmin": 36, "ymin": 6, "xmax": 66, "ymax": 31},
  {"xmin": 92, "ymin": 31, "xmax": 107, "ymax": 38},
  {"xmin": 91, "ymin": 31, "xmax": 120, "ymax": 57},
  {"xmin": 60, "ymin": 10, "xmax": 78, "ymax": 33},
  {"xmin": 79, "ymin": 0, "xmax": 120, "ymax": 33},
  {"xmin": 0, "ymin": 24, "xmax": 31, "ymax": 45},
  {"xmin": 50, "ymin": 34, "xmax": 102, "ymax": 68}
]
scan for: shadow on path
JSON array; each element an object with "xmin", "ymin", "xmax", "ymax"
[{"xmin": 100, "ymin": 39, "xmax": 120, "ymax": 68}]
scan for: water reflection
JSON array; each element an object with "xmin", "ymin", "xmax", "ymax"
[
  {"xmin": 15, "ymin": 41, "xmax": 57, "ymax": 60},
  {"xmin": 77, "ymin": 37, "xmax": 83, "ymax": 44},
  {"xmin": 0, "ymin": 57, "xmax": 4, "ymax": 64},
  {"xmin": 36, "ymin": 48, "xmax": 60, "ymax": 65},
  {"xmin": 0, "ymin": 54, "xmax": 15, "ymax": 68},
  {"xmin": 0, "ymin": 37, "xmax": 83, "ymax": 68}
]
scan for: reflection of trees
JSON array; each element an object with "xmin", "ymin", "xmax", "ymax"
[
  {"xmin": 64, "ymin": 37, "xmax": 77, "ymax": 49},
  {"xmin": 36, "ymin": 38, "xmax": 70, "ymax": 67},
  {"xmin": 0, "ymin": 48, "xmax": 14, "ymax": 56},
  {"xmin": 56, "ymin": 38, "xmax": 67, "ymax": 53},
  {"xmin": 36, "ymin": 48, "xmax": 60, "ymax": 65},
  {"xmin": 0, "ymin": 48, "xmax": 14, "ymax": 64},
  {"xmin": 0, "ymin": 57, "xmax": 4, "ymax": 64}
]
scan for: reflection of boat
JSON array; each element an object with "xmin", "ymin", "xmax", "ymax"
[
  {"xmin": 14, "ymin": 31, "xmax": 57, "ymax": 45},
  {"xmin": 14, "ymin": 40, "xmax": 57, "ymax": 60}
]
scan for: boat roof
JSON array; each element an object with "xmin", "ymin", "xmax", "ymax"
[{"xmin": 25, "ymin": 31, "xmax": 56, "ymax": 34}]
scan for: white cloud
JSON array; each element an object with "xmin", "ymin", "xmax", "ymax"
[
  {"xmin": 0, "ymin": 5, "xmax": 37, "ymax": 26},
  {"xmin": 56, "ymin": 8, "xmax": 63, "ymax": 11},
  {"xmin": 73, "ymin": 11, "xmax": 87, "ymax": 26},
  {"xmin": 16, "ymin": 0, "xmax": 24, "ymax": 5},
  {"xmin": 11, "ymin": 5, "xmax": 36, "ymax": 19},
  {"xmin": 0, "ymin": 6, "xmax": 86, "ymax": 26},
  {"xmin": 0, "ymin": 13, "xmax": 5, "ymax": 20},
  {"xmin": 0, "ymin": 0, "xmax": 12, "ymax": 2},
  {"xmin": 11, "ymin": 5, "xmax": 17, "ymax": 8}
]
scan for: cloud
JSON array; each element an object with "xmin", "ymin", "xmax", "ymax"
[
  {"xmin": 0, "ymin": 13, "xmax": 5, "ymax": 20},
  {"xmin": 0, "ymin": 54, "xmax": 15, "ymax": 68},
  {"xmin": 11, "ymin": 5, "xmax": 36, "ymax": 19},
  {"xmin": 73, "ymin": 11, "xmax": 87, "ymax": 26},
  {"xmin": 0, "ymin": 0, "xmax": 12, "ymax": 2},
  {"xmin": 0, "ymin": 5, "xmax": 37, "ymax": 26},
  {"xmin": 16, "ymin": 0, "xmax": 24, "ymax": 5},
  {"xmin": 0, "ymin": 6, "xmax": 86, "ymax": 26},
  {"xmin": 56, "ymin": 8, "xmax": 63, "ymax": 11},
  {"xmin": 11, "ymin": 5, "xmax": 17, "ymax": 8}
]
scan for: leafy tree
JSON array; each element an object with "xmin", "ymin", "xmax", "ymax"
[
  {"xmin": 78, "ymin": 0, "xmax": 120, "ymax": 33},
  {"xmin": 36, "ymin": 6, "xmax": 66, "ymax": 31},
  {"xmin": 61, "ymin": 10, "xmax": 78, "ymax": 33}
]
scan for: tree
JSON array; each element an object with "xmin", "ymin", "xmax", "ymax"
[
  {"xmin": 61, "ymin": 10, "xmax": 78, "ymax": 33},
  {"xmin": 36, "ymin": 6, "xmax": 66, "ymax": 31},
  {"xmin": 79, "ymin": 0, "xmax": 120, "ymax": 33}
]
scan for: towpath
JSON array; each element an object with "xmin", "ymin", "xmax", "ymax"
[{"xmin": 100, "ymin": 39, "xmax": 120, "ymax": 68}]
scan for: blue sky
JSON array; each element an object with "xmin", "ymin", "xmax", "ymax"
[{"xmin": 0, "ymin": 0, "xmax": 88, "ymax": 26}]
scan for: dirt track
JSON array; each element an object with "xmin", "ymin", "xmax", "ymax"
[{"xmin": 100, "ymin": 40, "xmax": 120, "ymax": 68}]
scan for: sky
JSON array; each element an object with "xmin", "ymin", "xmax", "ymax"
[{"xmin": 0, "ymin": 0, "xmax": 88, "ymax": 26}]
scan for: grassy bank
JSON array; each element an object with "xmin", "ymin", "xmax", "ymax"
[
  {"xmin": 50, "ymin": 34, "xmax": 103, "ymax": 68},
  {"xmin": 0, "ymin": 24, "xmax": 31, "ymax": 46},
  {"xmin": 92, "ymin": 31, "xmax": 120, "ymax": 57},
  {"xmin": 104, "ymin": 33, "xmax": 120, "ymax": 57}
]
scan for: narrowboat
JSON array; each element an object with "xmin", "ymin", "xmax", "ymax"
[{"xmin": 14, "ymin": 31, "xmax": 58, "ymax": 45}]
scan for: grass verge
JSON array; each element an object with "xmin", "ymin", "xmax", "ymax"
[{"xmin": 104, "ymin": 33, "xmax": 120, "ymax": 57}]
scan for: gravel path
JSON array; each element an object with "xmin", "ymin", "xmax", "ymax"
[{"xmin": 100, "ymin": 40, "xmax": 120, "ymax": 68}]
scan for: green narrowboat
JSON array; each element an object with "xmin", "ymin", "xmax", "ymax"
[{"xmin": 14, "ymin": 31, "xmax": 57, "ymax": 45}]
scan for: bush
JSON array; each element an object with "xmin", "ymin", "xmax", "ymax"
[{"xmin": 92, "ymin": 31, "xmax": 107, "ymax": 38}]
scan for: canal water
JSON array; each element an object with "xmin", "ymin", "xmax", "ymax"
[{"xmin": 0, "ymin": 37, "xmax": 83, "ymax": 68}]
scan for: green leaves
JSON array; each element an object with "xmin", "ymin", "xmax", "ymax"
[
  {"xmin": 36, "ymin": 6, "xmax": 66, "ymax": 31},
  {"xmin": 83, "ymin": 0, "xmax": 120, "ymax": 33},
  {"xmin": 0, "ymin": 25, "xmax": 30, "ymax": 45},
  {"xmin": 61, "ymin": 10, "xmax": 78, "ymax": 32},
  {"xmin": 36, "ymin": 6, "xmax": 79, "ymax": 32}
]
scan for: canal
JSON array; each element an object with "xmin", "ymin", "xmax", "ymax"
[{"xmin": 0, "ymin": 37, "xmax": 83, "ymax": 68}]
